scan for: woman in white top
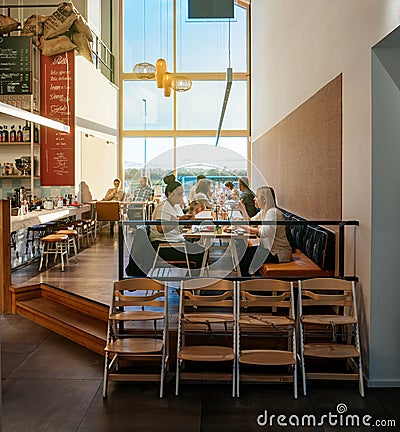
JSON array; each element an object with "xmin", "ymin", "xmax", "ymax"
[
  {"xmin": 150, "ymin": 175, "xmax": 205, "ymax": 270},
  {"xmin": 235, "ymin": 186, "xmax": 292, "ymax": 276}
]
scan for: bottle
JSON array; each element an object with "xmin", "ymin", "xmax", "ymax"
[
  {"xmin": 16, "ymin": 125, "xmax": 23, "ymax": 142},
  {"xmin": 22, "ymin": 121, "xmax": 30, "ymax": 142},
  {"xmin": 3, "ymin": 125, "xmax": 9, "ymax": 142},
  {"xmin": 0, "ymin": 126, "xmax": 3, "ymax": 142},
  {"xmin": 33, "ymin": 123, "xmax": 39, "ymax": 143},
  {"xmin": 10, "ymin": 125, "xmax": 16, "ymax": 142}
]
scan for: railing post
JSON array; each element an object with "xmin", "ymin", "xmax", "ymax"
[{"xmin": 338, "ymin": 222, "xmax": 345, "ymax": 278}]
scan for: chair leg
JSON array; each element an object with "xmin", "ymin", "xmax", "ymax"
[
  {"xmin": 175, "ymin": 359, "xmax": 180, "ymax": 396},
  {"xmin": 103, "ymin": 352, "xmax": 110, "ymax": 398}
]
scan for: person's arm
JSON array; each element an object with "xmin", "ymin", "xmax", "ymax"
[
  {"xmin": 235, "ymin": 199, "xmax": 250, "ymax": 220},
  {"xmin": 103, "ymin": 188, "xmax": 115, "ymax": 201}
]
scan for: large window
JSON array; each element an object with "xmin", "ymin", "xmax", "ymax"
[{"xmin": 121, "ymin": 0, "xmax": 250, "ymax": 193}]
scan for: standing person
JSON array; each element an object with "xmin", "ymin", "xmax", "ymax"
[
  {"xmin": 150, "ymin": 174, "xmax": 205, "ymax": 272},
  {"xmin": 189, "ymin": 174, "xmax": 206, "ymax": 202},
  {"xmin": 133, "ymin": 176, "xmax": 153, "ymax": 202},
  {"xmin": 102, "ymin": 178, "xmax": 125, "ymax": 235},
  {"xmin": 235, "ymin": 186, "xmax": 292, "ymax": 276},
  {"xmin": 224, "ymin": 181, "xmax": 239, "ymax": 201},
  {"xmin": 238, "ymin": 176, "xmax": 257, "ymax": 217}
]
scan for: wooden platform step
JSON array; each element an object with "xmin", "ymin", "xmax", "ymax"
[{"xmin": 15, "ymin": 296, "xmax": 107, "ymax": 355}]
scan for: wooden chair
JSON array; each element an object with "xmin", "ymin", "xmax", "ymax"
[
  {"xmin": 298, "ymin": 278, "xmax": 364, "ymax": 396},
  {"xmin": 175, "ymin": 278, "xmax": 236, "ymax": 397},
  {"xmin": 149, "ymin": 242, "xmax": 194, "ymax": 278},
  {"xmin": 95, "ymin": 201, "xmax": 121, "ymax": 237},
  {"xmin": 236, "ymin": 279, "xmax": 297, "ymax": 398},
  {"xmin": 103, "ymin": 278, "xmax": 169, "ymax": 398}
]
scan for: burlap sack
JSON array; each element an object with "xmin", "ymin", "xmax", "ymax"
[
  {"xmin": 71, "ymin": 32, "xmax": 92, "ymax": 63},
  {"xmin": 0, "ymin": 14, "xmax": 20, "ymax": 34},
  {"xmin": 20, "ymin": 14, "xmax": 47, "ymax": 37},
  {"xmin": 40, "ymin": 34, "xmax": 76, "ymax": 56},
  {"xmin": 71, "ymin": 15, "xmax": 93, "ymax": 42},
  {"xmin": 43, "ymin": 2, "xmax": 78, "ymax": 39}
]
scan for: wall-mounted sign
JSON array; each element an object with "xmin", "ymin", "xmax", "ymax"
[
  {"xmin": 0, "ymin": 35, "xmax": 32, "ymax": 95},
  {"xmin": 40, "ymin": 51, "xmax": 75, "ymax": 186}
]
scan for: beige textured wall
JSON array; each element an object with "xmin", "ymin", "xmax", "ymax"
[{"xmin": 252, "ymin": 75, "xmax": 342, "ymax": 221}]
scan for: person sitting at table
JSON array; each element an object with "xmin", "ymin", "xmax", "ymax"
[
  {"xmin": 103, "ymin": 178, "xmax": 126, "ymax": 235},
  {"xmin": 150, "ymin": 174, "xmax": 205, "ymax": 272},
  {"xmin": 238, "ymin": 177, "xmax": 258, "ymax": 217},
  {"xmin": 133, "ymin": 176, "xmax": 153, "ymax": 202},
  {"xmin": 189, "ymin": 174, "xmax": 206, "ymax": 202},
  {"xmin": 235, "ymin": 186, "xmax": 292, "ymax": 277},
  {"xmin": 224, "ymin": 181, "xmax": 240, "ymax": 201}
]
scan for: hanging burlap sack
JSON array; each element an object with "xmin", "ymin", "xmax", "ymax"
[
  {"xmin": 43, "ymin": 2, "xmax": 78, "ymax": 39},
  {"xmin": 0, "ymin": 14, "xmax": 20, "ymax": 34},
  {"xmin": 20, "ymin": 14, "xmax": 47, "ymax": 37},
  {"xmin": 40, "ymin": 34, "xmax": 76, "ymax": 56},
  {"xmin": 71, "ymin": 31, "xmax": 93, "ymax": 63},
  {"xmin": 71, "ymin": 14, "xmax": 93, "ymax": 42}
]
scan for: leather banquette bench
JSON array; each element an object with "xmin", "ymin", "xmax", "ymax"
[{"xmin": 259, "ymin": 209, "xmax": 336, "ymax": 279}]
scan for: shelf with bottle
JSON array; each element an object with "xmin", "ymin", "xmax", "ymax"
[{"xmin": 0, "ymin": 121, "xmax": 39, "ymax": 145}]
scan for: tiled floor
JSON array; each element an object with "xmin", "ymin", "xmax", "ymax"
[
  {"xmin": 1, "ymin": 314, "xmax": 400, "ymax": 432},
  {"xmin": 6, "ymin": 230, "xmax": 400, "ymax": 431}
]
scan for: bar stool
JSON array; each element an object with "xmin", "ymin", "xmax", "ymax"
[
  {"xmin": 11, "ymin": 230, "xmax": 19, "ymax": 259},
  {"xmin": 39, "ymin": 234, "xmax": 69, "ymax": 271},
  {"xmin": 25, "ymin": 224, "xmax": 48, "ymax": 255},
  {"xmin": 74, "ymin": 220, "xmax": 88, "ymax": 248},
  {"xmin": 56, "ymin": 229, "xmax": 78, "ymax": 263},
  {"xmin": 76, "ymin": 219, "xmax": 95, "ymax": 245}
]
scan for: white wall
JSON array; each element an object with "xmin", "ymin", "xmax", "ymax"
[
  {"xmin": 252, "ymin": 0, "xmax": 400, "ymax": 385},
  {"xmin": 75, "ymin": 55, "xmax": 118, "ymax": 130}
]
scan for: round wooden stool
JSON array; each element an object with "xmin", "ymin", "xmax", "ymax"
[{"xmin": 39, "ymin": 234, "xmax": 69, "ymax": 271}]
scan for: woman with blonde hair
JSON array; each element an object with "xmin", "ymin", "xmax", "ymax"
[{"xmin": 235, "ymin": 186, "xmax": 292, "ymax": 276}]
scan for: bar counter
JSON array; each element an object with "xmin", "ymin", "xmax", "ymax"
[{"xmin": 11, "ymin": 204, "xmax": 91, "ymax": 231}]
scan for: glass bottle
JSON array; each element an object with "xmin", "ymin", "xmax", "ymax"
[
  {"xmin": 22, "ymin": 121, "xmax": 31, "ymax": 142},
  {"xmin": 16, "ymin": 125, "xmax": 23, "ymax": 142},
  {"xmin": 10, "ymin": 125, "xmax": 16, "ymax": 142}
]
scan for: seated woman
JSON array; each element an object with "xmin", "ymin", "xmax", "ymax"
[
  {"xmin": 235, "ymin": 186, "xmax": 292, "ymax": 276},
  {"xmin": 150, "ymin": 174, "xmax": 205, "ymax": 272},
  {"xmin": 224, "ymin": 181, "xmax": 239, "ymax": 201}
]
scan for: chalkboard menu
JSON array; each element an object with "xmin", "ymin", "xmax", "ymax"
[{"xmin": 0, "ymin": 36, "xmax": 32, "ymax": 95}]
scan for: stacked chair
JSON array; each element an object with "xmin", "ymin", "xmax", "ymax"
[
  {"xmin": 298, "ymin": 278, "xmax": 364, "ymax": 396},
  {"xmin": 175, "ymin": 278, "xmax": 236, "ymax": 397},
  {"xmin": 103, "ymin": 278, "xmax": 169, "ymax": 398},
  {"xmin": 236, "ymin": 279, "xmax": 297, "ymax": 398},
  {"xmin": 103, "ymin": 277, "xmax": 364, "ymax": 398}
]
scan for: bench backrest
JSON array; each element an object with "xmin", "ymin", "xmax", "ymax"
[{"xmin": 280, "ymin": 209, "xmax": 335, "ymax": 271}]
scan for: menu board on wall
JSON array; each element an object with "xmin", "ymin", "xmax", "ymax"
[
  {"xmin": 40, "ymin": 51, "xmax": 75, "ymax": 186},
  {"xmin": 0, "ymin": 36, "xmax": 32, "ymax": 95}
]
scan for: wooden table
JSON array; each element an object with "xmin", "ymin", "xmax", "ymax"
[{"xmin": 184, "ymin": 227, "xmax": 251, "ymax": 277}]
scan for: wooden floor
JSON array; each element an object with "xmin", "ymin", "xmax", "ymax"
[{"xmin": 11, "ymin": 229, "xmax": 237, "ymax": 307}]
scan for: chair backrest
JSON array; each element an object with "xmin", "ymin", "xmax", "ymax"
[
  {"xmin": 298, "ymin": 278, "xmax": 356, "ymax": 316},
  {"xmin": 112, "ymin": 278, "xmax": 167, "ymax": 312},
  {"xmin": 239, "ymin": 279, "xmax": 295, "ymax": 318},
  {"xmin": 96, "ymin": 201, "xmax": 120, "ymax": 221},
  {"xmin": 180, "ymin": 278, "xmax": 235, "ymax": 309}
]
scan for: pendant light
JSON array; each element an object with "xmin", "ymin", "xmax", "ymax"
[
  {"xmin": 156, "ymin": 58, "xmax": 167, "ymax": 88},
  {"xmin": 163, "ymin": 72, "xmax": 172, "ymax": 97},
  {"xmin": 132, "ymin": 0, "xmax": 155, "ymax": 79},
  {"xmin": 172, "ymin": 75, "xmax": 192, "ymax": 92}
]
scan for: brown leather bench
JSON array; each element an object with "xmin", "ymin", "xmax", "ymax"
[{"xmin": 258, "ymin": 210, "xmax": 336, "ymax": 279}]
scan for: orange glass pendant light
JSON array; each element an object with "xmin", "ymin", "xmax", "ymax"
[
  {"xmin": 156, "ymin": 58, "xmax": 167, "ymax": 88},
  {"xmin": 163, "ymin": 72, "xmax": 172, "ymax": 97}
]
